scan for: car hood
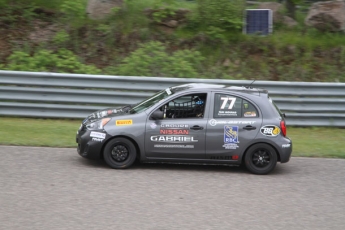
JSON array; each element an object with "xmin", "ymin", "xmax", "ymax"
[{"xmin": 83, "ymin": 105, "xmax": 132, "ymax": 124}]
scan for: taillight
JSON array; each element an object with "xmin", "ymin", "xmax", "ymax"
[{"xmin": 280, "ymin": 120, "xmax": 286, "ymax": 137}]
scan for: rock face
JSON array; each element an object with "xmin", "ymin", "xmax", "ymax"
[
  {"xmin": 283, "ymin": 16, "xmax": 298, "ymax": 27},
  {"xmin": 305, "ymin": 0, "xmax": 345, "ymax": 32},
  {"xmin": 86, "ymin": 0, "xmax": 123, "ymax": 20},
  {"xmin": 256, "ymin": 2, "xmax": 297, "ymax": 27}
]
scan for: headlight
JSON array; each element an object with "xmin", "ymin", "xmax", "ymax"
[{"xmin": 86, "ymin": 118, "xmax": 111, "ymax": 130}]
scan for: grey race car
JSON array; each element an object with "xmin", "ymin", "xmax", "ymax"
[{"xmin": 76, "ymin": 83, "xmax": 292, "ymax": 174}]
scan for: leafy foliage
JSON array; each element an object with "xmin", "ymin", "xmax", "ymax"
[
  {"xmin": 59, "ymin": 0, "xmax": 87, "ymax": 27},
  {"xmin": 151, "ymin": 0, "xmax": 177, "ymax": 23},
  {"xmin": 0, "ymin": 0, "xmax": 344, "ymax": 82},
  {"xmin": 0, "ymin": 1, "xmax": 38, "ymax": 26},
  {"xmin": 193, "ymin": 0, "xmax": 244, "ymax": 30},
  {"xmin": 2, "ymin": 49, "xmax": 101, "ymax": 74},
  {"xmin": 53, "ymin": 30, "xmax": 70, "ymax": 45},
  {"xmin": 112, "ymin": 41, "xmax": 204, "ymax": 78}
]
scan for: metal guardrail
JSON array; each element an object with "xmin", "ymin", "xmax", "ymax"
[{"xmin": 0, "ymin": 70, "xmax": 345, "ymax": 127}]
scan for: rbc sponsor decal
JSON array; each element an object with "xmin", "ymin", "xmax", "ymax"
[{"xmin": 224, "ymin": 126, "xmax": 239, "ymax": 144}]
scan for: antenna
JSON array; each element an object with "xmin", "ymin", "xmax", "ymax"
[{"xmin": 247, "ymin": 80, "xmax": 256, "ymax": 88}]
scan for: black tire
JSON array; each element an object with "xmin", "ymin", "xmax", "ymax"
[
  {"xmin": 244, "ymin": 143, "xmax": 277, "ymax": 175},
  {"xmin": 103, "ymin": 138, "xmax": 137, "ymax": 169}
]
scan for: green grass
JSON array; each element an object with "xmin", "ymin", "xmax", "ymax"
[
  {"xmin": 0, "ymin": 117, "xmax": 344, "ymax": 158},
  {"xmin": 0, "ymin": 117, "xmax": 80, "ymax": 147},
  {"xmin": 288, "ymin": 127, "xmax": 345, "ymax": 158}
]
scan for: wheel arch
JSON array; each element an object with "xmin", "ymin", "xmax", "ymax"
[
  {"xmin": 101, "ymin": 135, "xmax": 141, "ymax": 161},
  {"xmin": 241, "ymin": 141, "xmax": 281, "ymax": 163}
]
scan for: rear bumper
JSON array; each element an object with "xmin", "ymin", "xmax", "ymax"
[{"xmin": 279, "ymin": 138, "xmax": 292, "ymax": 163}]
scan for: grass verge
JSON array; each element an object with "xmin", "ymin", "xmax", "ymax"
[{"xmin": 0, "ymin": 117, "xmax": 344, "ymax": 158}]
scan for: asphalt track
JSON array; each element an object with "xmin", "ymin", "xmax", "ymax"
[{"xmin": 1, "ymin": 146, "xmax": 344, "ymax": 230}]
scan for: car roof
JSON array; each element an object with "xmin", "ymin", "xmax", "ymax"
[{"xmin": 170, "ymin": 83, "xmax": 268, "ymax": 96}]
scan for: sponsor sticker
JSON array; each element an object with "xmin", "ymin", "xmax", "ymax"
[
  {"xmin": 77, "ymin": 124, "xmax": 83, "ymax": 134},
  {"xmin": 90, "ymin": 131, "xmax": 106, "ymax": 139},
  {"xmin": 209, "ymin": 119, "xmax": 217, "ymax": 126},
  {"xmin": 222, "ymin": 126, "xmax": 239, "ymax": 150},
  {"xmin": 260, "ymin": 125, "xmax": 281, "ymax": 137},
  {"xmin": 161, "ymin": 124, "xmax": 188, "ymax": 128},
  {"xmin": 116, "ymin": 120, "xmax": 133, "ymax": 126},
  {"xmin": 244, "ymin": 111, "xmax": 257, "ymax": 117},
  {"xmin": 150, "ymin": 135, "xmax": 198, "ymax": 143},
  {"xmin": 150, "ymin": 123, "xmax": 157, "ymax": 129},
  {"xmin": 154, "ymin": 144, "xmax": 194, "ymax": 149},
  {"xmin": 92, "ymin": 137, "xmax": 104, "ymax": 142},
  {"xmin": 166, "ymin": 88, "xmax": 172, "ymax": 95},
  {"xmin": 160, "ymin": 129, "xmax": 189, "ymax": 135},
  {"xmin": 209, "ymin": 119, "xmax": 256, "ymax": 126},
  {"xmin": 210, "ymin": 156, "xmax": 232, "ymax": 160},
  {"xmin": 282, "ymin": 144, "xmax": 291, "ymax": 148}
]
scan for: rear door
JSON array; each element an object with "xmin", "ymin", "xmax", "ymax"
[{"xmin": 205, "ymin": 92, "xmax": 263, "ymax": 160}]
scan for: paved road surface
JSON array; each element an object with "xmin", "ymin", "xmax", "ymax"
[{"xmin": 1, "ymin": 146, "xmax": 344, "ymax": 230}]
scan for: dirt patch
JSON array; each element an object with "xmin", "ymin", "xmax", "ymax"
[
  {"xmin": 28, "ymin": 20, "xmax": 60, "ymax": 44},
  {"xmin": 87, "ymin": 0, "xmax": 124, "ymax": 19}
]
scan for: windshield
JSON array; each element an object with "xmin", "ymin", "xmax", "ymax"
[{"xmin": 129, "ymin": 88, "xmax": 173, "ymax": 114}]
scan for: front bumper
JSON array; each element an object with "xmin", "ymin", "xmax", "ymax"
[{"xmin": 76, "ymin": 128, "xmax": 108, "ymax": 159}]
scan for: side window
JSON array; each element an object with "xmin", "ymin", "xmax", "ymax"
[
  {"xmin": 214, "ymin": 94, "xmax": 258, "ymax": 118},
  {"xmin": 243, "ymin": 99, "xmax": 258, "ymax": 118},
  {"xmin": 164, "ymin": 93, "xmax": 207, "ymax": 119}
]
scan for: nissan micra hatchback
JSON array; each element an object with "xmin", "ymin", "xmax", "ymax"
[{"xmin": 76, "ymin": 83, "xmax": 292, "ymax": 174}]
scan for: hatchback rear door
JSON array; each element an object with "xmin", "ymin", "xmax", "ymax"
[{"xmin": 205, "ymin": 92, "xmax": 263, "ymax": 160}]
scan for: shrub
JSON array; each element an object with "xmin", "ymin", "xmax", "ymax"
[
  {"xmin": 112, "ymin": 41, "xmax": 204, "ymax": 77},
  {"xmin": 3, "ymin": 49, "xmax": 101, "ymax": 74},
  {"xmin": 193, "ymin": 0, "xmax": 244, "ymax": 31}
]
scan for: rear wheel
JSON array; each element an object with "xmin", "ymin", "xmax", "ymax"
[
  {"xmin": 103, "ymin": 138, "xmax": 137, "ymax": 169},
  {"xmin": 244, "ymin": 143, "xmax": 277, "ymax": 175}
]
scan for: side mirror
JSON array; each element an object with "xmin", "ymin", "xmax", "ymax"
[{"xmin": 151, "ymin": 110, "xmax": 164, "ymax": 120}]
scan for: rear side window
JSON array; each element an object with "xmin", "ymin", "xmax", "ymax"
[
  {"xmin": 268, "ymin": 97, "xmax": 283, "ymax": 118},
  {"xmin": 214, "ymin": 94, "xmax": 258, "ymax": 118}
]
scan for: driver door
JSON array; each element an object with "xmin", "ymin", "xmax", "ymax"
[{"xmin": 144, "ymin": 93, "xmax": 208, "ymax": 159}]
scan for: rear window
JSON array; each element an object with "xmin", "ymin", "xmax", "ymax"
[{"xmin": 269, "ymin": 97, "xmax": 283, "ymax": 118}]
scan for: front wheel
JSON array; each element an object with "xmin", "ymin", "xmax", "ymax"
[
  {"xmin": 244, "ymin": 143, "xmax": 277, "ymax": 175},
  {"xmin": 103, "ymin": 138, "xmax": 137, "ymax": 169}
]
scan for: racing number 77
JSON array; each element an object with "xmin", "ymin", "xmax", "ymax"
[{"xmin": 220, "ymin": 97, "xmax": 236, "ymax": 109}]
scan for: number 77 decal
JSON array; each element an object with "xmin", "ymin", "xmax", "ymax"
[{"xmin": 220, "ymin": 97, "xmax": 236, "ymax": 109}]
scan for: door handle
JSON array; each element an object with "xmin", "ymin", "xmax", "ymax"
[
  {"xmin": 243, "ymin": 125, "xmax": 256, "ymax": 130},
  {"xmin": 190, "ymin": 125, "xmax": 204, "ymax": 130}
]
